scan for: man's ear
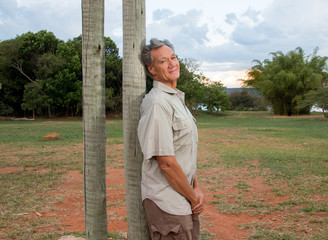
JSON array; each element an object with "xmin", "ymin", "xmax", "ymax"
[{"xmin": 147, "ymin": 66, "xmax": 155, "ymax": 76}]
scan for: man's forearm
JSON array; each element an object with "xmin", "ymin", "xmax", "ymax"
[{"xmin": 156, "ymin": 156, "xmax": 198, "ymax": 207}]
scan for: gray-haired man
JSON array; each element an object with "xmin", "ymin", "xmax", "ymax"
[{"xmin": 138, "ymin": 38, "xmax": 205, "ymax": 239}]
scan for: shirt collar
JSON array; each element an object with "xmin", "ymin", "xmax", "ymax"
[
  {"xmin": 153, "ymin": 80, "xmax": 177, "ymax": 94},
  {"xmin": 153, "ymin": 80, "xmax": 185, "ymax": 102}
]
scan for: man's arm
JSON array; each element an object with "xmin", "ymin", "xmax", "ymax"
[{"xmin": 156, "ymin": 156, "xmax": 200, "ymax": 210}]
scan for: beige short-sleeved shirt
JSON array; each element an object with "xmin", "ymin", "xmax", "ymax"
[{"xmin": 137, "ymin": 81, "xmax": 198, "ymax": 215}]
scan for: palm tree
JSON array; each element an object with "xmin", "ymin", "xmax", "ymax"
[
  {"xmin": 82, "ymin": 0, "xmax": 107, "ymax": 239},
  {"xmin": 122, "ymin": 0, "xmax": 149, "ymax": 239}
]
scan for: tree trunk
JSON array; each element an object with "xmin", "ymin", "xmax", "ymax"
[
  {"xmin": 122, "ymin": 0, "xmax": 149, "ymax": 239},
  {"xmin": 82, "ymin": 0, "xmax": 107, "ymax": 239},
  {"xmin": 48, "ymin": 106, "xmax": 51, "ymax": 118}
]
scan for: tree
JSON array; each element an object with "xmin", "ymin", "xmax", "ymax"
[
  {"xmin": 0, "ymin": 31, "xmax": 124, "ymax": 117},
  {"xmin": 82, "ymin": 0, "xmax": 107, "ymax": 239},
  {"xmin": 0, "ymin": 81, "xmax": 14, "ymax": 117},
  {"xmin": 25, "ymin": 51, "xmax": 63, "ymax": 117},
  {"xmin": 177, "ymin": 58, "xmax": 231, "ymax": 112},
  {"xmin": 244, "ymin": 47, "xmax": 327, "ymax": 116},
  {"xmin": 229, "ymin": 89, "xmax": 255, "ymax": 110},
  {"xmin": 56, "ymin": 38, "xmax": 83, "ymax": 116},
  {"xmin": 202, "ymin": 79, "xmax": 231, "ymax": 112},
  {"xmin": 21, "ymin": 80, "xmax": 51, "ymax": 118},
  {"xmin": 122, "ymin": 0, "xmax": 150, "ymax": 239},
  {"xmin": 297, "ymin": 53, "xmax": 328, "ymax": 118},
  {"xmin": 0, "ymin": 38, "xmax": 30, "ymax": 116},
  {"xmin": 104, "ymin": 37, "xmax": 123, "ymax": 112},
  {"xmin": 298, "ymin": 87, "xmax": 328, "ymax": 118},
  {"xmin": 229, "ymin": 88, "xmax": 267, "ymax": 111},
  {"xmin": 0, "ymin": 31, "xmax": 62, "ymax": 117},
  {"xmin": 178, "ymin": 59, "xmax": 206, "ymax": 110}
]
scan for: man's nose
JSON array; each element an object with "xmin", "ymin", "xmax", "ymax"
[{"xmin": 168, "ymin": 59, "xmax": 175, "ymax": 68}]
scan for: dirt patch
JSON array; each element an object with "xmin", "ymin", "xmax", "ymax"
[
  {"xmin": 0, "ymin": 166, "xmax": 50, "ymax": 174},
  {"xmin": 40, "ymin": 169, "xmax": 127, "ymax": 234},
  {"xmin": 0, "ymin": 166, "xmax": 23, "ymax": 173}
]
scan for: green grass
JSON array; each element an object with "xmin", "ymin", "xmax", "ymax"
[
  {"xmin": 249, "ymin": 229, "xmax": 296, "ymax": 240},
  {"xmin": 195, "ymin": 111, "xmax": 328, "ymax": 239},
  {"xmin": 0, "ymin": 118, "xmax": 123, "ymax": 144},
  {"xmin": 1, "ymin": 111, "xmax": 328, "ymax": 239}
]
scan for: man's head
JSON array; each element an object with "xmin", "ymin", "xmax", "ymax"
[{"xmin": 141, "ymin": 38, "xmax": 180, "ymax": 88}]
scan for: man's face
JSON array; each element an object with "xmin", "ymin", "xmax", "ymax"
[{"xmin": 148, "ymin": 45, "xmax": 180, "ymax": 88}]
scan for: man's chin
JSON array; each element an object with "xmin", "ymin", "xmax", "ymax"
[{"xmin": 172, "ymin": 73, "xmax": 180, "ymax": 80}]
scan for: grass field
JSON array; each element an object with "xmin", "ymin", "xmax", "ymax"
[{"xmin": 0, "ymin": 111, "xmax": 327, "ymax": 239}]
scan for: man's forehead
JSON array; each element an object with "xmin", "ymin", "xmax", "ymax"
[{"xmin": 151, "ymin": 45, "xmax": 175, "ymax": 57}]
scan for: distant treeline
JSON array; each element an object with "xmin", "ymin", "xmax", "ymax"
[
  {"xmin": 1, "ymin": 31, "xmax": 326, "ymax": 118},
  {"xmin": 0, "ymin": 30, "xmax": 236, "ymax": 118}
]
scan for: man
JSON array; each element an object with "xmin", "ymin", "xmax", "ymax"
[{"xmin": 138, "ymin": 38, "xmax": 205, "ymax": 240}]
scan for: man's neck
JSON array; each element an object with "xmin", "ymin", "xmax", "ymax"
[{"xmin": 154, "ymin": 79, "xmax": 177, "ymax": 89}]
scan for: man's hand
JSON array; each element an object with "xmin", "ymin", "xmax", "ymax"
[
  {"xmin": 191, "ymin": 188, "xmax": 205, "ymax": 215},
  {"xmin": 191, "ymin": 176, "xmax": 205, "ymax": 215}
]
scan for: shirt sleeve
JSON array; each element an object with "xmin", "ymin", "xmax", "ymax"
[{"xmin": 138, "ymin": 102, "xmax": 174, "ymax": 160}]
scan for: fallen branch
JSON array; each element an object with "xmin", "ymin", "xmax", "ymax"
[{"xmin": 9, "ymin": 117, "xmax": 35, "ymax": 121}]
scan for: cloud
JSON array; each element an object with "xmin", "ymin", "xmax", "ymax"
[
  {"xmin": 147, "ymin": 9, "xmax": 210, "ymax": 57},
  {"xmin": 152, "ymin": 9, "xmax": 174, "ymax": 21},
  {"xmin": 105, "ymin": 2, "xmax": 123, "ymax": 52},
  {"xmin": 1, "ymin": 0, "xmax": 327, "ymax": 76},
  {"xmin": 261, "ymin": 0, "xmax": 328, "ymax": 54},
  {"xmin": 202, "ymin": 0, "xmax": 328, "ymax": 71},
  {"xmin": 146, "ymin": 8, "xmax": 264, "ymax": 71},
  {"xmin": 225, "ymin": 13, "xmax": 238, "ymax": 25},
  {"xmin": 242, "ymin": 8, "xmax": 261, "ymax": 23},
  {"xmin": 0, "ymin": 1, "xmax": 30, "ymax": 40},
  {"xmin": 0, "ymin": 0, "xmax": 82, "ymax": 41},
  {"xmin": 230, "ymin": 22, "xmax": 272, "ymax": 46},
  {"xmin": 0, "ymin": 0, "xmax": 17, "ymax": 19},
  {"xmin": 146, "ymin": 6, "xmax": 274, "ymax": 70}
]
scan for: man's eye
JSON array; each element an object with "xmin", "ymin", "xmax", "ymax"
[{"xmin": 161, "ymin": 60, "xmax": 167, "ymax": 63}]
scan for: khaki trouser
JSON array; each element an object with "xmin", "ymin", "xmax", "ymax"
[{"xmin": 143, "ymin": 198, "xmax": 200, "ymax": 240}]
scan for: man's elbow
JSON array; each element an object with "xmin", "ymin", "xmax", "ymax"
[
  {"xmin": 156, "ymin": 156, "xmax": 176, "ymax": 172},
  {"xmin": 158, "ymin": 162, "xmax": 171, "ymax": 172}
]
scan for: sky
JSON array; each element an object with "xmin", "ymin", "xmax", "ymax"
[{"xmin": 1, "ymin": 0, "xmax": 328, "ymax": 88}]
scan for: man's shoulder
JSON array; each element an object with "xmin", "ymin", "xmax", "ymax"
[
  {"xmin": 143, "ymin": 87, "xmax": 172, "ymax": 105},
  {"xmin": 141, "ymin": 88, "xmax": 173, "ymax": 113}
]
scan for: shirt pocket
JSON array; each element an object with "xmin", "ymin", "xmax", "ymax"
[{"xmin": 172, "ymin": 118, "xmax": 192, "ymax": 146}]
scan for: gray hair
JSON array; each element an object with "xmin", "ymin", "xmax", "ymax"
[{"xmin": 141, "ymin": 38, "xmax": 175, "ymax": 77}]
